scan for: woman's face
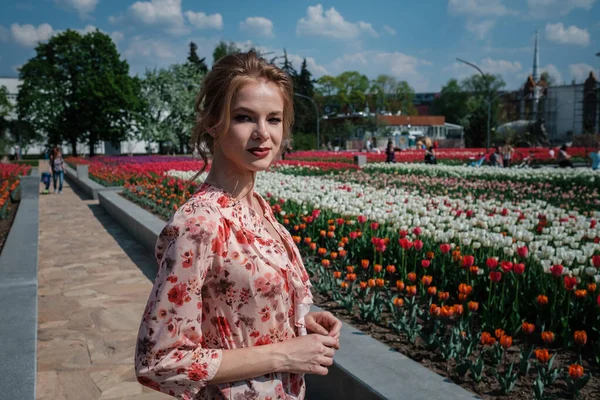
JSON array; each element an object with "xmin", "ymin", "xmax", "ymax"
[{"xmin": 216, "ymin": 79, "xmax": 284, "ymax": 173}]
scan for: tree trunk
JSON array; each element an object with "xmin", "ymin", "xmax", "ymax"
[
  {"xmin": 70, "ymin": 140, "xmax": 78, "ymax": 157},
  {"xmin": 89, "ymin": 139, "xmax": 96, "ymax": 157}
]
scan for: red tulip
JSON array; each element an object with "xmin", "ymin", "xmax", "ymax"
[
  {"xmin": 513, "ymin": 263, "xmax": 525, "ymax": 275},
  {"xmin": 550, "ymin": 264, "xmax": 564, "ymax": 277},
  {"xmin": 517, "ymin": 246, "xmax": 529, "ymax": 258},
  {"xmin": 486, "ymin": 257, "xmax": 498, "ymax": 269},
  {"xmin": 490, "ymin": 271, "xmax": 502, "ymax": 282}
]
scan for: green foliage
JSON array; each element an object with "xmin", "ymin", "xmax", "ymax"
[
  {"xmin": 187, "ymin": 42, "xmax": 208, "ymax": 74},
  {"xmin": 430, "ymin": 75, "xmax": 506, "ymax": 147},
  {"xmin": 139, "ymin": 63, "xmax": 204, "ymax": 154},
  {"xmin": 17, "ymin": 29, "xmax": 141, "ymax": 156},
  {"xmin": 212, "ymin": 41, "xmax": 241, "ymax": 64},
  {"xmin": 290, "ymin": 133, "xmax": 316, "ymax": 150},
  {"xmin": 0, "ymin": 86, "xmax": 12, "ymax": 119}
]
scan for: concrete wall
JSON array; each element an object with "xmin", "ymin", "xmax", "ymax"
[{"xmin": 0, "ymin": 172, "xmax": 40, "ymax": 400}]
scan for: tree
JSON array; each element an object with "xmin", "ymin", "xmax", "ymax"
[
  {"xmin": 390, "ymin": 81, "xmax": 417, "ymax": 115},
  {"xmin": 370, "ymin": 75, "xmax": 397, "ymax": 111},
  {"xmin": 139, "ymin": 63, "xmax": 203, "ymax": 154},
  {"xmin": 334, "ymin": 71, "xmax": 370, "ymax": 112},
  {"xmin": 293, "ymin": 58, "xmax": 316, "ymax": 134},
  {"xmin": 187, "ymin": 42, "xmax": 208, "ymax": 74},
  {"xmin": 0, "ymin": 86, "xmax": 11, "ymax": 119},
  {"xmin": 540, "ymin": 71, "xmax": 555, "ymax": 86},
  {"xmin": 430, "ymin": 79, "xmax": 469, "ymax": 124},
  {"xmin": 18, "ymin": 29, "xmax": 141, "ymax": 156},
  {"xmin": 212, "ymin": 41, "xmax": 241, "ymax": 64}
]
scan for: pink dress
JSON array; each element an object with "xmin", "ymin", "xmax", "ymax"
[{"xmin": 135, "ymin": 183, "xmax": 313, "ymax": 400}]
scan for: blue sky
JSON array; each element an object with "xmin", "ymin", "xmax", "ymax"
[{"xmin": 0, "ymin": 0, "xmax": 598, "ymax": 92}]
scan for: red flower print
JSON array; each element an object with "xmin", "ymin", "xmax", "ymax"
[
  {"xmin": 167, "ymin": 283, "xmax": 190, "ymax": 306},
  {"xmin": 217, "ymin": 195, "xmax": 229, "ymax": 208},
  {"xmin": 137, "ymin": 376, "xmax": 161, "ymax": 391},
  {"xmin": 181, "ymin": 249, "xmax": 194, "ymax": 268},
  {"xmin": 212, "ymin": 316, "xmax": 233, "ymax": 340},
  {"xmin": 166, "ymin": 275, "xmax": 178, "ymax": 283},
  {"xmin": 187, "ymin": 362, "xmax": 209, "ymax": 381},
  {"xmin": 255, "ymin": 334, "xmax": 273, "ymax": 346}
]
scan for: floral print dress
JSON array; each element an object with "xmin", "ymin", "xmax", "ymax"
[{"xmin": 135, "ymin": 183, "xmax": 313, "ymax": 400}]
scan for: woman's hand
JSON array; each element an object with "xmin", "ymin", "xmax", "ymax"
[
  {"xmin": 274, "ymin": 334, "xmax": 338, "ymax": 376},
  {"xmin": 305, "ymin": 311, "xmax": 342, "ymax": 349}
]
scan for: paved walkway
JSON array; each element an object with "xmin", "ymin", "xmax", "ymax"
[{"xmin": 36, "ymin": 161, "xmax": 170, "ymax": 400}]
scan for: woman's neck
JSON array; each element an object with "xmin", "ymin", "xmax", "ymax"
[{"xmin": 205, "ymin": 151, "xmax": 257, "ymax": 208}]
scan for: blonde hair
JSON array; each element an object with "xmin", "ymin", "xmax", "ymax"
[{"xmin": 189, "ymin": 51, "xmax": 295, "ymax": 180}]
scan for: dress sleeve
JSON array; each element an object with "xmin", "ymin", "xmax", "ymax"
[{"xmin": 135, "ymin": 208, "xmax": 223, "ymax": 399}]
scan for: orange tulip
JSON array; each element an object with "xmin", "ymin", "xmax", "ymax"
[
  {"xmin": 500, "ymin": 335, "xmax": 512, "ymax": 349},
  {"xmin": 427, "ymin": 286, "xmax": 437, "ymax": 296},
  {"xmin": 340, "ymin": 281, "xmax": 349, "ymax": 289},
  {"xmin": 541, "ymin": 331, "xmax": 555, "ymax": 344},
  {"xmin": 396, "ymin": 280, "xmax": 405, "ymax": 291},
  {"xmin": 569, "ymin": 364, "xmax": 584, "ymax": 380},
  {"xmin": 361, "ymin": 259, "xmax": 370, "ymax": 269},
  {"xmin": 429, "ymin": 304, "xmax": 441, "ymax": 317},
  {"xmin": 537, "ymin": 294, "xmax": 549, "ymax": 306},
  {"xmin": 587, "ymin": 283, "xmax": 597, "ymax": 293},
  {"xmin": 468, "ymin": 301, "xmax": 479, "ymax": 312},
  {"xmin": 495, "ymin": 329, "xmax": 505, "ymax": 339},
  {"xmin": 359, "ymin": 281, "xmax": 368, "ymax": 290},
  {"xmin": 405, "ymin": 285, "xmax": 417, "ymax": 297},
  {"xmin": 327, "ymin": 231, "xmax": 335, "ymax": 239},
  {"xmin": 440, "ymin": 305, "xmax": 454, "ymax": 318},
  {"xmin": 481, "ymin": 332, "xmax": 495, "ymax": 346},
  {"xmin": 333, "ymin": 271, "xmax": 342, "ymax": 279},
  {"xmin": 345, "ymin": 273, "xmax": 357, "ymax": 282},
  {"xmin": 393, "ymin": 297, "xmax": 404, "ymax": 307},
  {"xmin": 330, "ymin": 252, "xmax": 338, "ymax": 260},
  {"xmin": 386, "ymin": 265, "xmax": 396, "ymax": 274},
  {"xmin": 373, "ymin": 264, "xmax": 382, "ymax": 273},
  {"xmin": 368, "ymin": 279, "xmax": 376, "ymax": 288},
  {"xmin": 320, "ymin": 230, "xmax": 326, "ymax": 237},
  {"xmin": 303, "ymin": 237, "xmax": 312, "ymax": 245},
  {"xmin": 521, "ymin": 322, "xmax": 535, "ymax": 335},
  {"xmin": 458, "ymin": 283, "xmax": 473, "ymax": 295},
  {"xmin": 321, "ymin": 259, "xmax": 331, "ymax": 268},
  {"xmin": 575, "ymin": 289, "xmax": 587, "ymax": 299},
  {"xmin": 407, "ymin": 272, "xmax": 417, "ymax": 282},
  {"xmin": 426, "ymin": 251, "xmax": 435, "ymax": 260},
  {"xmin": 421, "ymin": 275, "xmax": 433, "ymax": 286},
  {"xmin": 452, "ymin": 304, "xmax": 464, "ymax": 315},
  {"xmin": 438, "ymin": 291, "xmax": 450, "ymax": 301},
  {"xmin": 535, "ymin": 348, "xmax": 551, "ymax": 364},
  {"xmin": 338, "ymin": 249, "xmax": 347, "ymax": 258},
  {"xmin": 574, "ymin": 330, "xmax": 587, "ymax": 346},
  {"xmin": 375, "ymin": 278, "xmax": 385, "ymax": 287},
  {"xmin": 309, "ymin": 243, "xmax": 317, "ymax": 251},
  {"xmin": 317, "ymin": 247, "xmax": 327, "ymax": 256},
  {"xmin": 346, "ymin": 266, "xmax": 355, "ymax": 274}
]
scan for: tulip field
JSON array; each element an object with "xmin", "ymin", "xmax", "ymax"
[
  {"xmin": 68, "ymin": 151, "xmax": 600, "ymax": 399},
  {"xmin": 0, "ymin": 164, "xmax": 30, "ymax": 219}
]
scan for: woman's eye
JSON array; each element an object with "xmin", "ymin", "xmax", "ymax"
[
  {"xmin": 235, "ymin": 115, "xmax": 252, "ymax": 122},
  {"xmin": 269, "ymin": 118, "xmax": 282, "ymax": 124}
]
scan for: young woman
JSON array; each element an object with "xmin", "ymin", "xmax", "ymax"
[
  {"xmin": 51, "ymin": 147, "xmax": 66, "ymax": 194},
  {"xmin": 135, "ymin": 51, "xmax": 342, "ymax": 400}
]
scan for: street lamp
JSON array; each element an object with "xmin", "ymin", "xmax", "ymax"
[
  {"xmin": 294, "ymin": 93, "xmax": 320, "ymax": 149},
  {"xmin": 456, "ymin": 58, "xmax": 493, "ymax": 151}
]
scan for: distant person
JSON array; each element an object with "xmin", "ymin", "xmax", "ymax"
[
  {"xmin": 500, "ymin": 141, "xmax": 514, "ymax": 168},
  {"xmin": 327, "ymin": 141, "xmax": 333, "ymax": 151},
  {"xmin": 51, "ymin": 147, "xmax": 66, "ymax": 194},
  {"xmin": 385, "ymin": 139, "xmax": 396, "ymax": 163},
  {"xmin": 517, "ymin": 150, "xmax": 535, "ymax": 168},
  {"xmin": 589, "ymin": 143, "xmax": 600, "ymax": 170},
  {"xmin": 470, "ymin": 152, "xmax": 486, "ymax": 167},
  {"xmin": 489, "ymin": 146, "xmax": 503, "ymax": 167},
  {"xmin": 424, "ymin": 146, "xmax": 437, "ymax": 164},
  {"xmin": 365, "ymin": 138, "xmax": 372, "ymax": 152},
  {"xmin": 557, "ymin": 144, "xmax": 573, "ymax": 168}
]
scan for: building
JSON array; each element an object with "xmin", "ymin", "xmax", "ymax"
[{"xmin": 376, "ymin": 115, "xmax": 464, "ymax": 148}]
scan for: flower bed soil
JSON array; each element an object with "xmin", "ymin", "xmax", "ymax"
[
  {"xmin": 311, "ymin": 289, "xmax": 600, "ymax": 400},
  {"xmin": 0, "ymin": 200, "xmax": 19, "ymax": 255}
]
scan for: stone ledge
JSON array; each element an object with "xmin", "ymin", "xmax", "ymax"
[
  {"xmin": 98, "ymin": 190, "xmax": 478, "ymax": 400},
  {"xmin": 0, "ymin": 174, "xmax": 40, "ymax": 400},
  {"xmin": 98, "ymin": 190, "xmax": 165, "ymax": 254},
  {"xmin": 64, "ymin": 165, "xmax": 122, "ymax": 200}
]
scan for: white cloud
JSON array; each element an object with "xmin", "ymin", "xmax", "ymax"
[
  {"xmin": 540, "ymin": 64, "xmax": 563, "ymax": 84},
  {"xmin": 382, "ymin": 25, "xmax": 396, "ymax": 35},
  {"xmin": 569, "ymin": 63, "xmax": 595, "ymax": 81},
  {"xmin": 112, "ymin": 0, "xmax": 189, "ymax": 36},
  {"xmin": 466, "ymin": 19, "xmax": 496, "ymax": 39},
  {"xmin": 0, "ymin": 25, "xmax": 9, "ymax": 42},
  {"xmin": 111, "ymin": 31, "xmax": 124, "ymax": 44},
  {"xmin": 240, "ymin": 16, "xmax": 274, "ymax": 37},
  {"xmin": 286, "ymin": 53, "xmax": 329, "ymax": 77},
  {"xmin": 328, "ymin": 51, "xmax": 432, "ymax": 91},
  {"xmin": 296, "ymin": 4, "xmax": 378, "ymax": 40},
  {"xmin": 55, "ymin": 0, "xmax": 98, "ymax": 18},
  {"xmin": 185, "ymin": 11, "xmax": 223, "ymax": 30},
  {"xmin": 545, "ymin": 23, "xmax": 589, "ymax": 46},
  {"xmin": 448, "ymin": 0, "xmax": 513, "ymax": 17},
  {"xmin": 526, "ymin": 0, "xmax": 595, "ymax": 17},
  {"xmin": 80, "ymin": 24, "xmax": 98, "ymax": 34},
  {"xmin": 11, "ymin": 23, "xmax": 56, "ymax": 47},
  {"xmin": 124, "ymin": 35, "xmax": 177, "ymax": 60}
]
